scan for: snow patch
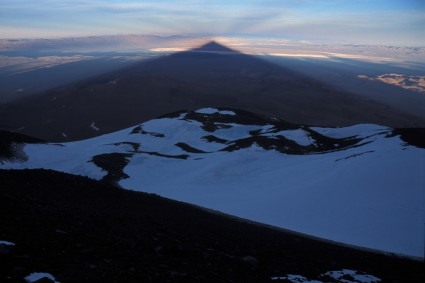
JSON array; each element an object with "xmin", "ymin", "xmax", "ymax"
[
  {"xmin": 25, "ymin": 273, "xmax": 60, "ymax": 283},
  {"xmin": 1, "ymin": 111, "xmax": 423, "ymax": 258},
  {"xmin": 195, "ymin": 108, "xmax": 236, "ymax": 115},
  {"xmin": 271, "ymin": 274, "xmax": 322, "ymax": 282},
  {"xmin": 121, "ymin": 129, "xmax": 425, "ymax": 257},
  {"xmin": 1, "ymin": 142, "xmax": 106, "ymax": 180},
  {"xmin": 107, "ymin": 79, "xmax": 119, "ymax": 85},
  {"xmin": 276, "ymin": 129, "xmax": 314, "ymax": 146},
  {"xmin": 271, "ymin": 269, "xmax": 381, "ymax": 283},
  {"xmin": 0, "ymin": 240, "xmax": 15, "ymax": 246},
  {"xmin": 324, "ymin": 269, "xmax": 381, "ymax": 283},
  {"xmin": 90, "ymin": 122, "xmax": 100, "ymax": 131},
  {"xmin": 218, "ymin": 110, "xmax": 236, "ymax": 115},
  {"xmin": 310, "ymin": 124, "xmax": 389, "ymax": 139},
  {"xmin": 195, "ymin": 108, "xmax": 219, "ymax": 114}
]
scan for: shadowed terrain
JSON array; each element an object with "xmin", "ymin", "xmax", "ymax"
[{"xmin": 1, "ymin": 41, "xmax": 423, "ymax": 142}]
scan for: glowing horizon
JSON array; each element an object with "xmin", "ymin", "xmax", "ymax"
[{"xmin": 0, "ymin": 0, "xmax": 424, "ymax": 46}]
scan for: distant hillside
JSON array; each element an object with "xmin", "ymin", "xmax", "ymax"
[{"xmin": 1, "ymin": 42, "xmax": 423, "ymax": 142}]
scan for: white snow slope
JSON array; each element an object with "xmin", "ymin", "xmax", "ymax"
[{"xmin": 2, "ymin": 108, "xmax": 424, "ymax": 258}]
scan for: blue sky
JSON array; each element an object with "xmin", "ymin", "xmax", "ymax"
[{"xmin": 0, "ymin": 0, "xmax": 424, "ymax": 46}]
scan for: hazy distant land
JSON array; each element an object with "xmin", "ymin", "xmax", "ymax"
[
  {"xmin": 1, "ymin": 35, "xmax": 424, "ymax": 103},
  {"xmin": 0, "ymin": 35, "xmax": 425, "ymax": 141}
]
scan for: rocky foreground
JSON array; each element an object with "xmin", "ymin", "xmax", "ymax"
[{"xmin": 1, "ymin": 169, "xmax": 423, "ymax": 283}]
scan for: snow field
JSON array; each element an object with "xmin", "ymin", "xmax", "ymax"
[{"xmin": 2, "ymin": 109, "xmax": 424, "ymax": 257}]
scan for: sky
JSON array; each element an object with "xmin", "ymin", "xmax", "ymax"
[{"xmin": 0, "ymin": 0, "xmax": 424, "ymax": 46}]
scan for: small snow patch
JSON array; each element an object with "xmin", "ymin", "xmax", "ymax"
[
  {"xmin": 324, "ymin": 269, "xmax": 381, "ymax": 283},
  {"xmin": 195, "ymin": 108, "xmax": 218, "ymax": 114},
  {"xmin": 311, "ymin": 124, "xmax": 388, "ymax": 139},
  {"xmin": 218, "ymin": 110, "xmax": 236, "ymax": 115},
  {"xmin": 271, "ymin": 274, "xmax": 321, "ymax": 282},
  {"xmin": 277, "ymin": 129, "xmax": 314, "ymax": 146},
  {"xmin": 107, "ymin": 79, "xmax": 119, "ymax": 85},
  {"xmin": 90, "ymin": 122, "xmax": 100, "ymax": 131},
  {"xmin": 0, "ymin": 240, "xmax": 15, "ymax": 246},
  {"xmin": 25, "ymin": 272, "xmax": 60, "ymax": 283},
  {"xmin": 195, "ymin": 108, "xmax": 236, "ymax": 115},
  {"xmin": 271, "ymin": 269, "xmax": 381, "ymax": 283},
  {"xmin": 12, "ymin": 126, "xmax": 25, "ymax": 132}
]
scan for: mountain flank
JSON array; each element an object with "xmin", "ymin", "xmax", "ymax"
[{"xmin": 1, "ymin": 42, "xmax": 423, "ymax": 142}]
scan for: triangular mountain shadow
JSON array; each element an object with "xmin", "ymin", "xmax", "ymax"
[
  {"xmin": 190, "ymin": 41, "xmax": 238, "ymax": 53},
  {"xmin": 0, "ymin": 41, "xmax": 423, "ymax": 142}
]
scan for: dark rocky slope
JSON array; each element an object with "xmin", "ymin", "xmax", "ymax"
[{"xmin": 1, "ymin": 169, "xmax": 423, "ymax": 282}]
